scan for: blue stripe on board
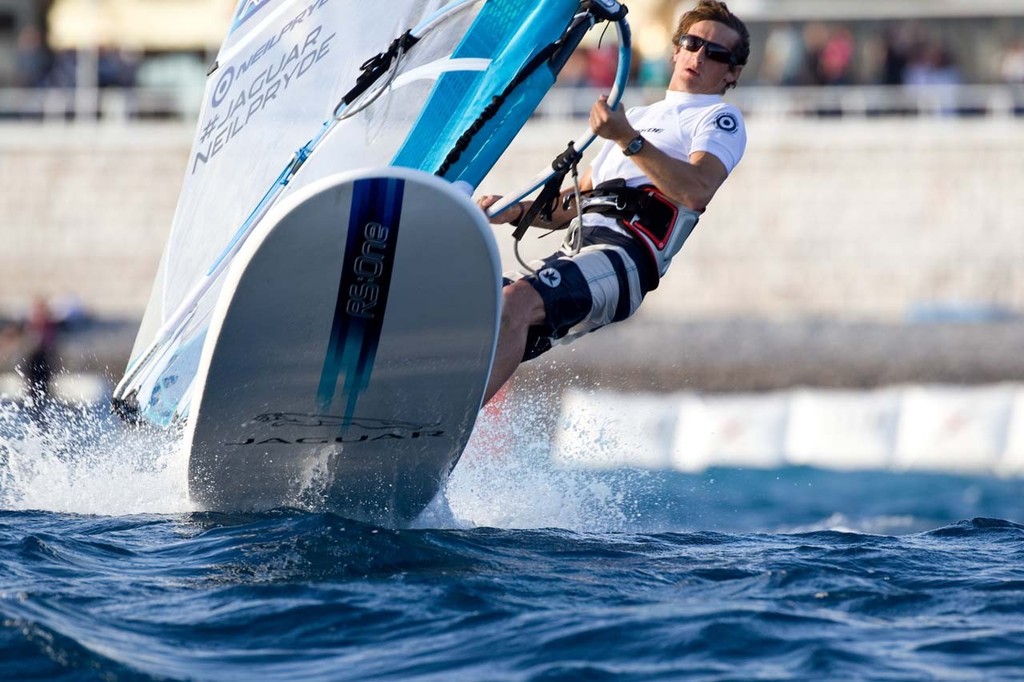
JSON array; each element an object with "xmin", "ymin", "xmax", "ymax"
[{"xmin": 317, "ymin": 178, "xmax": 404, "ymax": 423}]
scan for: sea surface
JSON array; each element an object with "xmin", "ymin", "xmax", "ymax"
[{"xmin": 1, "ymin": 397, "xmax": 1023, "ymax": 681}]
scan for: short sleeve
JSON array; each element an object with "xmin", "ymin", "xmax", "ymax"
[{"xmin": 690, "ymin": 105, "xmax": 746, "ymax": 173}]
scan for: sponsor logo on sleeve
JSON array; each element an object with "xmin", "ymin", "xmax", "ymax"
[{"xmin": 714, "ymin": 112, "xmax": 739, "ymax": 133}]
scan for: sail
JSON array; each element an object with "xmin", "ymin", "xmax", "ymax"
[{"xmin": 118, "ymin": 0, "xmax": 627, "ymax": 425}]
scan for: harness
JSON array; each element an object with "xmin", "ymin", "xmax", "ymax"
[{"xmin": 573, "ymin": 179, "xmax": 701, "ymax": 276}]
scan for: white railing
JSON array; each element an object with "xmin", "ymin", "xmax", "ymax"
[{"xmin": 2, "ymin": 84, "xmax": 1023, "ymax": 124}]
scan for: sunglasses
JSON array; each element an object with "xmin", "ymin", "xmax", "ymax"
[{"xmin": 677, "ymin": 34, "xmax": 738, "ymax": 66}]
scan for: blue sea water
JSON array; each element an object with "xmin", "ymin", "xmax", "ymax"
[{"xmin": 1, "ymin": 399, "xmax": 1023, "ymax": 681}]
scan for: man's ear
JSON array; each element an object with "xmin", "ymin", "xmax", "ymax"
[{"xmin": 725, "ymin": 65, "xmax": 742, "ymax": 88}]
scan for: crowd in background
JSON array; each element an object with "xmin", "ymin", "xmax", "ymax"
[
  {"xmin": 658, "ymin": 20, "xmax": 1021, "ymax": 89},
  {"xmin": 756, "ymin": 22, "xmax": 961, "ymax": 87},
  {"xmin": 12, "ymin": 26, "xmax": 140, "ymax": 89},
  {"xmin": 5, "ymin": 18, "xmax": 1024, "ymax": 96}
]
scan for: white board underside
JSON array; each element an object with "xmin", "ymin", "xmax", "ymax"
[{"xmin": 185, "ymin": 168, "xmax": 501, "ymax": 523}]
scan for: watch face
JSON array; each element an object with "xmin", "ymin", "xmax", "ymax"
[{"xmin": 624, "ymin": 135, "xmax": 644, "ymax": 156}]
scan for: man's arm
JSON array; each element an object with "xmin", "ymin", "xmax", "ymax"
[
  {"xmin": 590, "ymin": 96, "xmax": 729, "ymax": 212},
  {"xmin": 477, "ymin": 169, "xmax": 593, "ymax": 228}
]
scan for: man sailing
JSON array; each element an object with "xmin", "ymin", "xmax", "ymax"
[{"xmin": 478, "ymin": 0, "xmax": 751, "ymax": 403}]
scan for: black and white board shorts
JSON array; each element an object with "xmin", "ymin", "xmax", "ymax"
[{"xmin": 507, "ymin": 221, "xmax": 659, "ymax": 361}]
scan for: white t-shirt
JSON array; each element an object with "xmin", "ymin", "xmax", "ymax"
[{"xmin": 590, "ymin": 90, "xmax": 747, "ymax": 188}]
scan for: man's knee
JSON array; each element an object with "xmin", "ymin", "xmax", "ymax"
[{"xmin": 501, "ymin": 279, "xmax": 546, "ymax": 330}]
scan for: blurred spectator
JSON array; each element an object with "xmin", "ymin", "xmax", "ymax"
[
  {"xmin": 19, "ymin": 297, "xmax": 59, "ymax": 408},
  {"xmin": 556, "ymin": 48, "xmax": 590, "ymax": 88},
  {"xmin": 817, "ymin": 26, "xmax": 855, "ymax": 85},
  {"xmin": 999, "ymin": 39, "xmax": 1024, "ymax": 84},
  {"xmin": 871, "ymin": 23, "xmax": 921, "ymax": 85},
  {"xmin": 759, "ymin": 23, "xmax": 806, "ymax": 86},
  {"xmin": 45, "ymin": 50, "xmax": 78, "ymax": 88},
  {"xmin": 904, "ymin": 40, "xmax": 961, "ymax": 87},
  {"xmin": 801, "ymin": 22, "xmax": 831, "ymax": 85},
  {"xmin": 586, "ymin": 45, "xmax": 619, "ymax": 88},
  {"xmin": 98, "ymin": 47, "xmax": 139, "ymax": 88},
  {"xmin": 15, "ymin": 25, "xmax": 52, "ymax": 88},
  {"xmin": 904, "ymin": 39, "xmax": 962, "ymax": 116},
  {"xmin": 799, "ymin": 23, "xmax": 857, "ymax": 86}
]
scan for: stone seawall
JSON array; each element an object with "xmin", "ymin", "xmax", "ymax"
[
  {"xmin": 3, "ymin": 118, "xmax": 1022, "ymax": 321},
  {"xmin": 1, "ymin": 124, "xmax": 191, "ymax": 316}
]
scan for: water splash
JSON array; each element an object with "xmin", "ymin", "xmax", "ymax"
[
  {"xmin": 443, "ymin": 380, "xmax": 647, "ymax": 533},
  {"xmin": 0, "ymin": 374, "xmax": 652, "ymax": 528},
  {"xmin": 0, "ymin": 400, "xmax": 192, "ymax": 515}
]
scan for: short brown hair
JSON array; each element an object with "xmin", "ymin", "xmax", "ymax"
[{"xmin": 672, "ymin": 0, "xmax": 751, "ymax": 68}]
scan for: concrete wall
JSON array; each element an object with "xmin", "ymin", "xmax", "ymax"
[
  {"xmin": 2, "ymin": 118, "xmax": 1023, "ymax": 320},
  {"xmin": 1, "ymin": 124, "xmax": 190, "ymax": 316}
]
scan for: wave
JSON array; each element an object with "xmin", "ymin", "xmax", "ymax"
[{"xmin": 1, "ymin": 510, "xmax": 1023, "ymax": 680}]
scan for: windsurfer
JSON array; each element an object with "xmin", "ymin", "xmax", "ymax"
[{"xmin": 477, "ymin": 0, "xmax": 750, "ymax": 403}]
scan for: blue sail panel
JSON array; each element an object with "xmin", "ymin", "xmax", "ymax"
[{"xmin": 391, "ymin": 0, "xmax": 581, "ymax": 183}]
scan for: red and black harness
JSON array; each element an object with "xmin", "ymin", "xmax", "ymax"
[{"xmin": 576, "ymin": 179, "xmax": 681, "ymax": 253}]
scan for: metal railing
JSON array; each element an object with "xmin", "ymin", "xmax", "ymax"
[{"xmin": 2, "ymin": 84, "xmax": 1023, "ymax": 124}]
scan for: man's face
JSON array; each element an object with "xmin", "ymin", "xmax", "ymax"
[{"xmin": 670, "ymin": 19, "xmax": 742, "ymax": 95}]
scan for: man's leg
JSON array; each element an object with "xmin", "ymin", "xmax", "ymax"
[{"xmin": 484, "ymin": 279, "xmax": 546, "ymax": 404}]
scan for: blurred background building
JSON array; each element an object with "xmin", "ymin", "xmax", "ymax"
[
  {"xmin": 2, "ymin": 0, "xmax": 1024, "ymax": 118},
  {"xmin": 1, "ymin": 0, "xmax": 1024, "ymax": 401}
]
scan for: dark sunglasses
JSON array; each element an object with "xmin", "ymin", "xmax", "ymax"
[{"xmin": 677, "ymin": 34, "xmax": 738, "ymax": 66}]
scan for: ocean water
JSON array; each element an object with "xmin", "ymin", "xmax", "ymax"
[{"xmin": 1, "ymin": 397, "xmax": 1023, "ymax": 681}]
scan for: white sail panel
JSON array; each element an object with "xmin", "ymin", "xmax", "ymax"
[{"xmin": 161, "ymin": 0, "xmax": 460, "ymax": 328}]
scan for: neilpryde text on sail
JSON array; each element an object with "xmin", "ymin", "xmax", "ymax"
[{"xmin": 193, "ymin": 31, "xmax": 336, "ymax": 175}]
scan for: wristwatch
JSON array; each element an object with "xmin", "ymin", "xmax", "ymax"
[{"xmin": 621, "ymin": 134, "xmax": 645, "ymax": 157}]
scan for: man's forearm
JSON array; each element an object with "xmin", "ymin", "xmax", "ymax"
[{"xmin": 624, "ymin": 143, "xmax": 724, "ymax": 212}]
